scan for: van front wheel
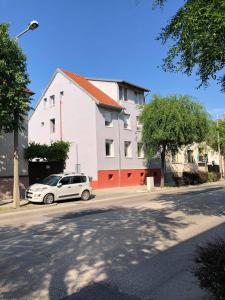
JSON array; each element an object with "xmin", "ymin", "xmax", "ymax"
[{"xmin": 43, "ymin": 193, "xmax": 54, "ymax": 205}]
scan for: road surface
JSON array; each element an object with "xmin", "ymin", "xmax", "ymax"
[{"xmin": 1, "ymin": 183, "xmax": 225, "ymax": 300}]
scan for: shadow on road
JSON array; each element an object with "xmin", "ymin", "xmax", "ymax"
[{"xmin": 0, "ymin": 186, "xmax": 225, "ymax": 299}]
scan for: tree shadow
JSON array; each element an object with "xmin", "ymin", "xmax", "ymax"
[
  {"xmin": 0, "ymin": 205, "xmax": 188, "ymax": 299},
  {"xmin": 153, "ymin": 186, "xmax": 225, "ymax": 216}
]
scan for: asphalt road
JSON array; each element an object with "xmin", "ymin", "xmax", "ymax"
[{"xmin": 1, "ymin": 183, "xmax": 225, "ymax": 300}]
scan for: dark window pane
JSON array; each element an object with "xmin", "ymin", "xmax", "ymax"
[
  {"xmin": 60, "ymin": 176, "xmax": 71, "ymax": 185},
  {"xmin": 72, "ymin": 176, "xmax": 81, "ymax": 184}
]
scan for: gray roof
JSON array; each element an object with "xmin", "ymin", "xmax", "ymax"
[{"xmin": 86, "ymin": 77, "xmax": 150, "ymax": 92}]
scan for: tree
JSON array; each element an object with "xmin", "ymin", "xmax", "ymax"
[
  {"xmin": 140, "ymin": 95, "xmax": 210, "ymax": 187},
  {"xmin": 154, "ymin": 0, "xmax": 225, "ymax": 91},
  {"xmin": 207, "ymin": 118, "xmax": 225, "ymax": 176},
  {"xmin": 0, "ymin": 23, "xmax": 30, "ymax": 208}
]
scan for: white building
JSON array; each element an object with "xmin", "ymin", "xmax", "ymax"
[{"xmin": 29, "ymin": 68, "xmax": 155, "ymax": 188}]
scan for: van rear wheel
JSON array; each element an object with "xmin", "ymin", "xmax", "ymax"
[
  {"xmin": 81, "ymin": 190, "xmax": 90, "ymax": 201},
  {"xmin": 43, "ymin": 193, "xmax": 54, "ymax": 204}
]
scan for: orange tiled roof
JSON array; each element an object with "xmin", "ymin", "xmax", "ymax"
[{"xmin": 60, "ymin": 69, "xmax": 122, "ymax": 110}]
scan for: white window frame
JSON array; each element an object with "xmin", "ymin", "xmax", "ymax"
[
  {"xmin": 137, "ymin": 142, "xmax": 144, "ymax": 158},
  {"xmin": 119, "ymin": 86, "xmax": 128, "ymax": 101},
  {"xmin": 50, "ymin": 95, "xmax": 55, "ymax": 107},
  {"xmin": 136, "ymin": 116, "xmax": 142, "ymax": 131},
  {"xmin": 104, "ymin": 111, "xmax": 113, "ymax": 127},
  {"xmin": 50, "ymin": 118, "xmax": 55, "ymax": 133},
  {"xmin": 105, "ymin": 139, "xmax": 114, "ymax": 157},
  {"xmin": 123, "ymin": 114, "xmax": 131, "ymax": 129},
  {"xmin": 124, "ymin": 141, "xmax": 132, "ymax": 158}
]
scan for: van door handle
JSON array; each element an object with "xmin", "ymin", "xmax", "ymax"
[
  {"xmin": 68, "ymin": 186, "xmax": 71, "ymax": 188},
  {"xmin": 78, "ymin": 184, "xmax": 82, "ymax": 187}
]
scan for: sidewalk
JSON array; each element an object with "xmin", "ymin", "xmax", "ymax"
[{"xmin": 0, "ymin": 180, "xmax": 224, "ymax": 214}]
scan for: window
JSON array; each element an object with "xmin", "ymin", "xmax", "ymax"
[
  {"xmin": 127, "ymin": 172, "xmax": 132, "ymax": 178},
  {"xmin": 71, "ymin": 176, "xmax": 86, "ymax": 184},
  {"xmin": 108, "ymin": 174, "xmax": 113, "ymax": 180},
  {"xmin": 104, "ymin": 111, "xmax": 112, "ymax": 127},
  {"xmin": 43, "ymin": 98, "xmax": 47, "ymax": 109},
  {"xmin": 124, "ymin": 141, "xmax": 132, "ymax": 158},
  {"xmin": 50, "ymin": 118, "xmax": 55, "ymax": 133},
  {"xmin": 105, "ymin": 139, "xmax": 114, "ymax": 157},
  {"xmin": 136, "ymin": 116, "xmax": 142, "ymax": 131},
  {"xmin": 50, "ymin": 95, "xmax": 55, "ymax": 107},
  {"xmin": 187, "ymin": 150, "xmax": 194, "ymax": 163},
  {"xmin": 59, "ymin": 176, "xmax": 71, "ymax": 185},
  {"xmin": 138, "ymin": 93, "xmax": 143, "ymax": 105},
  {"xmin": 119, "ymin": 86, "xmax": 128, "ymax": 101},
  {"xmin": 123, "ymin": 114, "xmax": 131, "ymax": 129},
  {"xmin": 137, "ymin": 143, "xmax": 144, "ymax": 158},
  {"xmin": 135, "ymin": 92, "xmax": 138, "ymax": 104}
]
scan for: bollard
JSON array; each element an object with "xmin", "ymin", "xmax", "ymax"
[{"xmin": 147, "ymin": 176, "xmax": 154, "ymax": 191}]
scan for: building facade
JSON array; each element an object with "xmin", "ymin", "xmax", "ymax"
[{"xmin": 29, "ymin": 68, "xmax": 154, "ymax": 188}]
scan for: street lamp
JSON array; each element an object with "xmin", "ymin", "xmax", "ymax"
[
  {"xmin": 13, "ymin": 21, "xmax": 39, "ymax": 208},
  {"xmin": 16, "ymin": 20, "xmax": 39, "ymax": 39}
]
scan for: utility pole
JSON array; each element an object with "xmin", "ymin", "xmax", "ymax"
[
  {"xmin": 13, "ymin": 21, "xmax": 39, "ymax": 208},
  {"xmin": 217, "ymin": 114, "xmax": 223, "ymax": 178}
]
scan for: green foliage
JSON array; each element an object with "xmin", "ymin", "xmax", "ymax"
[
  {"xmin": 193, "ymin": 238, "xmax": 225, "ymax": 300},
  {"xmin": 208, "ymin": 171, "xmax": 220, "ymax": 182},
  {"xmin": 208, "ymin": 119, "xmax": 225, "ymax": 156},
  {"xmin": 140, "ymin": 95, "xmax": 210, "ymax": 158},
  {"xmin": 24, "ymin": 141, "xmax": 70, "ymax": 162},
  {"xmin": 0, "ymin": 23, "xmax": 30, "ymax": 132},
  {"xmin": 155, "ymin": 0, "xmax": 225, "ymax": 91}
]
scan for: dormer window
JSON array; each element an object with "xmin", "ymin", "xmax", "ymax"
[{"xmin": 119, "ymin": 86, "xmax": 128, "ymax": 101}]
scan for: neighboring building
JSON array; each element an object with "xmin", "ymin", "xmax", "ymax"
[
  {"xmin": 29, "ymin": 68, "xmax": 157, "ymax": 188},
  {"xmin": 166, "ymin": 143, "xmax": 221, "ymax": 180},
  {"xmin": 0, "ymin": 88, "xmax": 34, "ymax": 199}
]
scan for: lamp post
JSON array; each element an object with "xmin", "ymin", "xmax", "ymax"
[{"xmin": 13, "ymin": 21, "xmax": 39, "ymax": 209}]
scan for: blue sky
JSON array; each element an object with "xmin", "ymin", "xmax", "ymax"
[{"xmin": 1, "ymin": 0, "xmax": 224, "ymax": 117}]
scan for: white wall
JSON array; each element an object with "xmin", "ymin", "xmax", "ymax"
[
  {"xmin": 88, "ymin": 80, "xmax": 118, "ymax": 101},
  {"xmin": 29, "ymin": 71, "xmax": 98, "ymax": 180},
  {"xmin": 95, "ymin": 82, "xmax": 146, "ymax": 171}
]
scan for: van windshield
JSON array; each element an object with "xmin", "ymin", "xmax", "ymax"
[{"xmin": 39, "ymin": 175, "xmax": 62, "ymax": 186}]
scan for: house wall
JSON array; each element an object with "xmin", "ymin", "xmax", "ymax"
[
  {"xmin": 92, "ymin": 83, "xmax": 148, "ymax": 188},
  {"xmin": 88, "ymin": 80, "xmax": 118, "ymax": 100},
  {"xmin": 29, "ymin": 71, "xmax": 98, "ymax": 181}
]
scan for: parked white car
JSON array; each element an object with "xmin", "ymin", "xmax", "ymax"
[{"xmin": 26, "ymin": 173, "xmax": 92, "ymax": 204}]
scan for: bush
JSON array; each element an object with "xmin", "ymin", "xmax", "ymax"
[
  {"xmin": 183, "ymin": 171, "xmax": 208, "ymax": 185},
  {"xmin": 208, "ymin": 172, "xmax": 220, "ymax": 182},
  {"xmin": 24, "ymin": 141, "xmax": 70, "ymax": 162},
  {"xmin": 192, "ymin": 238, "xmax": 225, "ymax": 300}
]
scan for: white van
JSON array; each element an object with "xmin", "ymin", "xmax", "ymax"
[{"xmin": 26, "ymin": 173, "xmax": 92, "ymax": 204}]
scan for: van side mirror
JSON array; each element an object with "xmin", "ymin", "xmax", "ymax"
[{"xmin": 57, "ymin": 182, "xmax": 62, "ymax": 188}]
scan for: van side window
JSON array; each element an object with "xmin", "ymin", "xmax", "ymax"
[
  {"xmin": 59, "ymin": 176, "xmax": 71, "ymax": 185},
  {"xmin": 71, "ymin": 176, "xmax": 87, "ymax": 184}
]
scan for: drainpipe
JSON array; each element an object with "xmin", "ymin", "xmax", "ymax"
[
  {"xmin": 117, "ymin": 110, "xmax": 122, "ymax": 186},
  {"xmin": 60, "ymin": 91, "xmax": 64, "ymax": 141}
]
